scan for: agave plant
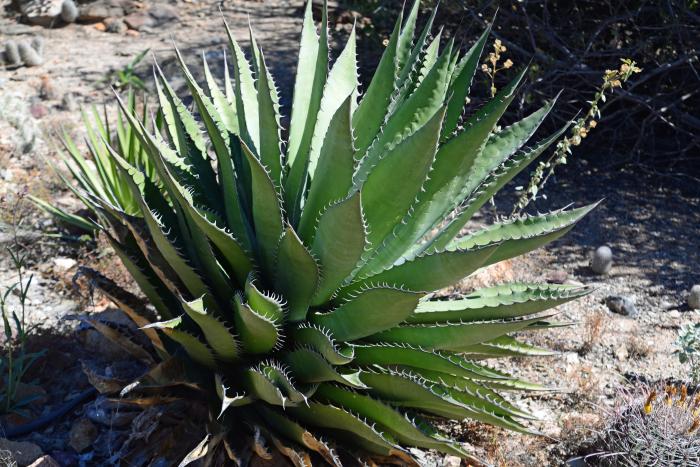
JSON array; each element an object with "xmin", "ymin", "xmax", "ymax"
[{"xmin": 57, "ymin": 0, "xmax": 596, "ymax": 464}]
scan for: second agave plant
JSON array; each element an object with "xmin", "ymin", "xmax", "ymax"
[{"xmin": 56, "ymin": 0, "xmax": 596, "ymax": 464}]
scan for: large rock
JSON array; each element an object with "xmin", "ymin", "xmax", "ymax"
[
  {"xmin": 77, "ymin": 0, "xmax": 136, "ymax": 22},
  {"xmin": 0, "ymin": 439, "xmax": 43, "ymax": 466},
  {"xmin": 19, "ymin": 0, "xmax": 62, "ymax": 27}
]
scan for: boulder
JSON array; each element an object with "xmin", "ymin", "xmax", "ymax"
[{"xmin": 0, "ymin": 439, "xmax": 43, "ymax": 466}]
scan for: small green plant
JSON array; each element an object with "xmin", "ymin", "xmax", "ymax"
[
  {"xmin": 51, "ymin": 0, "xmax": 595, "ymax": 463},
  {"xmin": 676, "ymin": 323, "xmax": 700, "ymax": 384},
  {"xmin": 106, "ymin": 48, "xmax": 150, "ymax": 90},
  {"xmin": 0, "ymin": 191, "xmax": 44, "ymax": 416}
]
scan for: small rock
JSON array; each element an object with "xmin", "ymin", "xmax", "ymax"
[
  {"xmin": 39, "ymin": 76, "xmax": 58, "ymax": 101},
  {"xmin": 30, "ymin": 103, "xmax": 48, "ymax": 119},
  {"xmin": 591, "ymin": 245, "xmax": 613, "ymax": 274},
  {"xmin": 148, "ymin": 3, "xmax": 178, "ymax": 23},
  {"xmin": 668, "ymin": 309, "xmax": 681, "ymax": 319},
  {"xmin": 605, "ymin": 295, "xmax": 638, "ymax": 317},
  {"xmin": 442, "ymin": 455, "xmax": 461, "ymax": 467},
  {"xmin": 69, "ymin": 418, "xmax": 98, "ymax": 453},
  {"xmin": 689, "ymin": 285, "xmax": 700, "ymax": 310},
  {"xmin": 104, "ymin": 17, "xmax": 127, "ymax": 33},
  {"xmin": 546, "ymin": 270, "xmax": 568, "ymax": 284},
  {"xmin": 29, "ymin": 455, "xmax": 61, "ymax": 467},
  {"xmin": 614, "ymin": 344, "xmax": 628, "ymax": 361},
  {"xmin": 565, "ymin": 352, "xmax": 580, "ymax": 365},
  {"xmin": 123, "ymin": 12, "xmax": 154, "ymax": 30},
  {"xmin": 0, "ymin": 439, "xmax": 43, "ymax": 466},
  {"xmin": 53, "ymin": 257, "xmax": 77, "ymax": 270},
  {"xmin": 60, "ymin": 92, "xmax": 78, "ymax": 111},
  {"xmin": 94, "ymin": 22, "xmax": 106, "ymax": 31}
]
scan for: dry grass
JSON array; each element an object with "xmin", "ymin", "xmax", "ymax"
[{"xmin": 580, "ymin": 309, "xmax": 607, "ymax": 355}]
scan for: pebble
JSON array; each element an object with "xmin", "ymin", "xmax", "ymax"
[
  {"xmin": 442, "ymin": 455, "xmax": 461, "ymax": 467},
  {"xmin": 53, "ymin": 257, "xmax": 77, "ymax": 270},
  {"xmin": 591, "ymin": 246, "xmax": 613, "ymax": 274},
  {"xmin": 614, "ymin": 344, "xmax": 628, "ymax": 361},
  {"xmin": 605, "ymin": 295, "xmax": 638, "ymax": 317},
  {"xmin": 668, "ymin": 309, "xmax": 681, "ymax": 319},
  {"xmin": 546, "ymin": 270, "xmax": 568, "ymax": 284},
  {"xmin": 68, "ymin": 418, "xmax": 98, "ymax": 453},
  {"xmin": 689, "ymin": 285, "xmax": 700, "ymax": 310}
]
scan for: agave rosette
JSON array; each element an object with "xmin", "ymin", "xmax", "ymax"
[{"xmin": 60, "ymin": 1, "xmax": 595, "ymax": 464}]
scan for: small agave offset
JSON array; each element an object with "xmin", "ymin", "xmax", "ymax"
[{"xmin": 47, "ymin": 0, "xmax": 597, "ymax": 464}]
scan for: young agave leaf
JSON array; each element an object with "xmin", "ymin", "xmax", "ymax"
[
  {"xmin": 275, "ymin": 226, "xmax": 319, "ymax": 322},
  {"xmin": 181, "ymin": 296, "xmax": 239, "ymax": 362},
  {"xmin": 233, "ymin": 294, "xmax": 280, "ymax": 354},
  {"xmin": 256, "ymin": 47, "xmax": 283, "ymax": 187}
]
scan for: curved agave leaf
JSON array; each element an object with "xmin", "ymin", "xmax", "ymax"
[
  {"xmin": 311, "ymin": 287, "xmax": 423, "ymax": 341},
  {"xmin": 275, "ymin": 226, "xmax": 319, "ymax": 322},
  {"xmin": 233, "ymin": 294, "xmax": 280, "ymax": 354},
  {"xmin": 181, "ymin": 296, "xmax": 239, "ymax": 362},
  {"xmin": 291, "ymin": 324, "xmax": 354, "ymax": 365},
  {"xmin": 409, "ymin": 282, "xmax": 591, "ymax": 323}
]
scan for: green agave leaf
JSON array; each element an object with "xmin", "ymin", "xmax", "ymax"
[
  {"xmin": 29, "ymin": 196, "xmax": 95, "ymax": 232},
  {"xmin": 202, "ymin": 53, "xmax": 238, "ymax": 134},
  {"xmin": 144, "ymin": 317, "xmax": 216, "ymax": 368},
  {"xmin": 405, "ymin": 368, "xmax": 534, "ymax": 420},
  {"xmin": 310, "ymin": 191, "xmax": 367, "ymax": 305},
  {"xmin": 181, "ymin": 296, "xmax": 239, "ymax": 362},
  {"xmin": 240, "ymin": 139, "xmax": 284, "ymax": 275},
  {"xmin": 361, "ymin": 69, "xmax": 532, "ymax": 275},
  {"xmin": 103, "ymin": 230, "xmax": 177, "ymax": 320},
  {"xmin": 359, "ymin": 370, "xmax": 531, "ymax": 433},
  {"xmin": 314, "ymin": 384, "xmax": 470, "ymax": 458},
  {"xmin": 223, "ymin": 19, "xmax": 260, "ymax": 153},
  {"xmin": 311, "ymin": 287, "xmax": 423, "ymax": 341},
  {"xmin": 417, "ymin": 28, "xmax": 442, "ymax": 84},
  {"xmin": 427, "ymin": 123, "xmax": 570, "ymax": 252},
  {"xmin": 291, "ymin": 324, "xmax": 354, "ymax": 365},
  {"xmin": 353, "ymin": 13, "xmax": 401, "ymax": 156},
  {"xmin": 366, "ymin": 314, "xmax": 553, "ymax": 350},
  {"xmin": 153, "ymin": 65, "xmax": 221, "ymax": 213},
  {"xmin": 286, "ymin": 402, "xmax": 399, "ymax": 456},
  {"xmin": 298, "ymin": 96, "xmax": 356, "ymax": 244},
  {"xmin": 458, "ymin": 335, "xmax": 557, "ymax": 358},
  {"xmin": 451, "ymin": 203, "xmax": 598, "ymax": 266},
  {"xmin": 359, "ymin": 106, "xmax": 445, "ymax": 254},
  {"xmin": 442, "ymin": 26, "xmax": 491, "ymax": 139},
  {"xmin": 307, "ymin": 25, "xmax": 358, "ymax": 181},
  {"xmin": 233, "ymin": 294, "xmax": 280, "ymax": 354},
  {"xmin": 256, "ymin": 47, "xmax": 283, "ymax": 187},
  {"xmin": 284, "ymin": 348, "xmax": 364, "ymax": 388},
  {"xmin": 245, "ymin": 274, "xmax": 285, "ymax": 323},
  {"xmin": 275, "ymin": 226, "xmax": 319, "ymax": 322},
  {"xmin": 244, "ymin": 362, "xmax": 308, "ymax": 407},
  {"xmin": 355, "ymin": 40, "xmax": 452, "ymax": 184},
  {"xmin": 352, "ymin": 344, "xmax": 513, "ymax": 382},
  {"xmin": 395, "ymin": 0, "xmax": 420, "ymax": 72},
  {"xmin": 170, "ymin": 49, "xmax": 251, "ymax": 250},
  {"xmin": 285, "ymin": 0, "xmax": 329, "ymax": 223},
  {"xmin": 343, "ymin": 243, "xmax": 498, "ymax": 297},
  {"xmin": 409, "ymin": 283, "xmax": 591, "ymax": 323}
]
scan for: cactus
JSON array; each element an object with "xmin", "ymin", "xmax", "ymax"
[
  {"xmin": 591, "ymin": 245, "xmax": 613, "ymax": 274},
  {"xmin": 3, "ymin": 41, "xmax": 21, "ymax": 66},
  {"xmin": 31, "ymin": 36, "xmax": 44, "ymax": 57},
  {"xmin": 60, "ymin": 0, "xmax": 78, "ymax": 23},
  {"xmin": 18, "ymin": 42, "xmax": 42, "ymax": 67},
  {"xmin": 689, "ymin": 285, "xmax": 700, "ymax": 310},
  {"xmin": 45, "ymin": 1, "xmax": 597, "ymax": 464},
  {"xmin": 594, "ymin": 384, "xmax": 700, "ymax": 466}
]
